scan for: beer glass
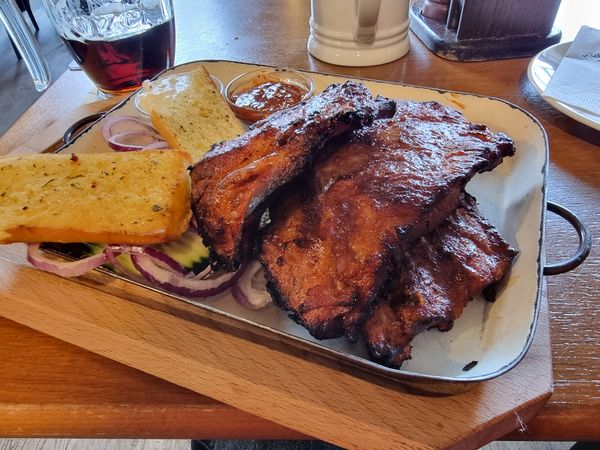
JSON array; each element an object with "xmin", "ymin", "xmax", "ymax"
[{"xmin": 43, "ymin": 0, "xmax": 176, "ymax": 96}]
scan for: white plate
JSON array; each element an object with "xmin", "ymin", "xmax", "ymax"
[
  {"xmin": 527, "ymin": 41, "xmax": 600, "ymax": 131},
  {"xmin": 61, "ymin": 60, "xmax": 548, "ymax": 383}
]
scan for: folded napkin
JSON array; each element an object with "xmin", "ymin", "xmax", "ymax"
[{"xmin": 542, "ymin": 26, "xmax": 600, "ymax": 118}]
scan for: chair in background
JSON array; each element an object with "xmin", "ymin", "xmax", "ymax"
[{"xmin": 5, "ymin": 0, "xmax": 39, "ymax": 60}]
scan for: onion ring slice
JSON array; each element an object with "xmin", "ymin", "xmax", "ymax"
[
  {"xmin": 107, "ymin": 130, "xmax": 164, "ymax": 152},
  {"xmin": 27, "ymin": 243, "xmax": 107, "ymax": 277},
  {"xmin": 131, "ymin": 253, "xmax": 243, "ymax": 298},
  {"xmin": 101, "ymin": 115, "xmax": 155, "ymax": 142},
  {"xmin": 231, "ymin": 260, "xmax": 272, "ymax": 309},
  {"xmin": 101, "ymin": 115, "xmax": 166, "ymax": 152}
]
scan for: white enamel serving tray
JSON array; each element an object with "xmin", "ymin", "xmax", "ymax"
[
  {"xmin": 61, "ymin": 60, "xmax": 548, "ymax": 383},
  {"xmin": 528, "ymin": 41, "xmax": 600, "ymax": 131}
]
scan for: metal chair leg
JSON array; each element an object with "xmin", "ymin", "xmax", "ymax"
[
  {"xmin": 14, "ymin": 0, "xmax": 39, "ymax": 31},
  {"xmin": 22, "ymin": 0, "xmax": 39, "ymax": 30}
]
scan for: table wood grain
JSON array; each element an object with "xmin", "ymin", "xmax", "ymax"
[{"xmin": 0, "ymin": 0, "xmax": 599, "ymax": 443}]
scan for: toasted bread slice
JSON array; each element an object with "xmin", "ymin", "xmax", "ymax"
[
  {"xmin": 0, "ymin": 150, "xmax": 192, "ymax": 244},
  {"xmin": 150, "ymin": 66, "xmax": 245, "ymax": 162}
]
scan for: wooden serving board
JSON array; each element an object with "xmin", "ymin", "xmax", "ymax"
[
  {"xmin": 0, "ymin": 242, "xmax": 552, "ymax": 450},
  {"xmin": 0, "ymin": 90, "xmax": 553, "ymax": 449}
]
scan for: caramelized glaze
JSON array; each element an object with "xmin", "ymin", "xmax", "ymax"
[
  {"xmin": 260, "ymin": 101, "xmax": 515, "ymax": 341},
  {"xmin": 190, "ymin": 81, "xmax": 377, "ymax": 271},
  {"xmin": 364, "ymin": 194, "xmax": 517, "ymax": 368}
]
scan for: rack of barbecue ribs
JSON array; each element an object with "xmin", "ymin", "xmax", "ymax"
[
  {"xmin": 259, "ymin": 100, "xmax": 514, "ymax": 342},
  {"xmin": 363, "ymin": 194, "xmax": 517, "ymax": 368},
  {"xmin": 191, "ymin": 82, "xmax": 517, "ymax": 367},
  {"xmin": 190, "ymin": 81, "xmax": 379, "ymax": 271}
]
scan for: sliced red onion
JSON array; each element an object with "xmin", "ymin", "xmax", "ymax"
[
  {"xmin": 27, "ymin": 243, "xmax": 107, "ymax": 277},
  {"xmin": 231, "ymin": 260, "xmax": 272, "ymax": 310},
  {"xmin": 101, "ymin": 115, "xmax": 166, "ymax": 152},
  {"xmin": 107, "ymin": 130, "xmax": 164, "ymax": 152},
  {"xmin": 105, "ymin": 244, "xmax": 187, "ymax": 274},
  {"xmin": 105, "ymin": 244, "xmax": 146, "ymax": 255},
  {"xmin": 130, "ymin": 253, "xmax": 243, "ymax": 298},
  {"xmin": 142, "ymin": 246, "xmax": 187, "ymax": 274},
  {"xmin": 104, "ymin": 249, "xmax": 134, "ymax": 276},
  {"xmin": 28, "ymin": 241, "xmax": 239, "ymax": 300},
  {"xmin": 142, "ymin": 140, "xmax": 170, "ymax": 150},
  {"xmin": 101, "ymin": 115, "xmax": 155, "ymax": 142},
  {"xmin": 193, "ymin": 264, "xmax": 213, "ymax": 279}
]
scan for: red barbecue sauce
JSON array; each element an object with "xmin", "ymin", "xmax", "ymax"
[{"xmin": 230, "ymin": 81, "xmax": 307, "ymax": 122}]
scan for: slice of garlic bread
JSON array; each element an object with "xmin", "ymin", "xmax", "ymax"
[
  {"xmin": 0, "ymin": 150, "xmax": 192, "ymax": 244},
  {"xmin": 151, "ymin": 66, "xmax": 245, "ymax": 162}
]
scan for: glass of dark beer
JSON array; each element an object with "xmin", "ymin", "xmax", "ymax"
[{"xmin": 43, "ymin": 0, "xmax": 175, "ymax": 96}]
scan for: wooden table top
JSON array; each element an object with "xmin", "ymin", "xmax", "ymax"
[{"xmin": 0, "ymin": 0, "xmax": 599, "ymax": 443}]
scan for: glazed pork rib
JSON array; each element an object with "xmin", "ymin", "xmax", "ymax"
[
  {"xmin": 260, "ymin": 101, "xmax": 515, "ymax": 341},
  {"xmin": 190, "ymin": 81, "xmax": 378, "ymax": 271},
  {"xmin": 363, "ymin": 194, "xmax": 518, "ymax": 368}
]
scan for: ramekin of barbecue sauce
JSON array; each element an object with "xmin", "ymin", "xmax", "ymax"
[{"xmin": 225, "ymin": 68, "xmax": 314, "ymax": 123}]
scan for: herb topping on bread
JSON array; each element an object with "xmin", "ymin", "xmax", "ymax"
[
  {"xmin": 151, "ymin": 66, "xmax": 246, "ymax": 162},
  {"xmin": 0, "ymin": 150, "xmax": 192, "ymax": 244}
]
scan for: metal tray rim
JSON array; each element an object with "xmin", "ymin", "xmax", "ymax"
[{"xmin": 56, "ymin": 59, "xmax": 549, "ymax": 384}]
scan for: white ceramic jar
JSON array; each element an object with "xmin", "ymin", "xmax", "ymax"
[{"xmin": 307, "ymin": 0, "xmax": 410, "ymax": 67}]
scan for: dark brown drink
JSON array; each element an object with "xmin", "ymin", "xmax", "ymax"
[{"xmin": 62, "ymin": 18, "xmax": 175, "ymax": 95}]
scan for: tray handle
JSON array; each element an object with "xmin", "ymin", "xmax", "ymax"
[
  {"xmin": 544, "ymin": 201, "xmax": 592, "ymax": 276},
  {"xmin": 62, "ymin": 112, "xmax": 105, "ymax": 147}
]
